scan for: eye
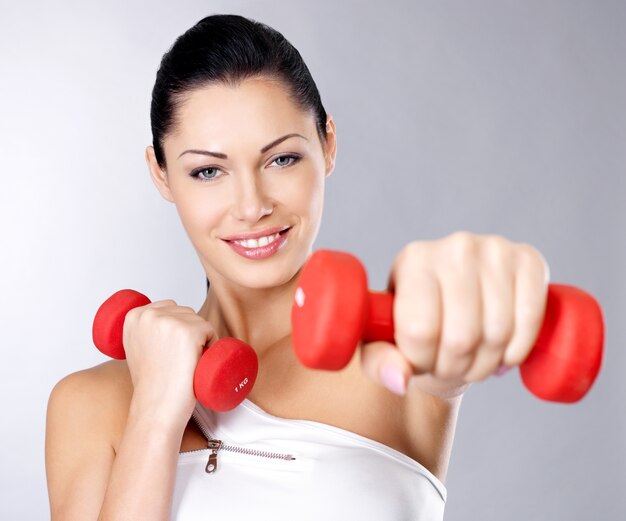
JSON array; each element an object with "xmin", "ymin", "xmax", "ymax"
[
  {"xmin": 270, "ymin": 154, "xmax": 301, "ymax": 168},
  {"xmin": 189, "ymin": 166, "xmax": 222, "ymax": 182}
]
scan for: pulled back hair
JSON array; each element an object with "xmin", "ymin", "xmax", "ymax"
[
  {"xmin": 150, "ymin": 13, "xmax": 328, "ymax": 169},
  {"xmin": 149, "ymin": 14, "xmax": 329, "ymax": 292}
]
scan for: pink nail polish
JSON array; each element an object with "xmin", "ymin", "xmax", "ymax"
[
  {"xmin": 494, "ymin": 364, "xmax": 512, "ymax": 377},
  {"xmin": 380, "ymin": 364, "xmax": 407, "ymax": 395}
]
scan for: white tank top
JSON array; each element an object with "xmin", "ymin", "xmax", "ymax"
[{"xmin": 172, "ymin": 399, "xmax": 447, "ymax": 520}]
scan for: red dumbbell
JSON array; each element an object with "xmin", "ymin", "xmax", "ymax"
[
  {"xmin": 92, "ymin": 289, "xmax": 258, "ymax": 411},
  {"xmin": 291, "ymin": 250, "xmax": 604, "ymax": 403}
]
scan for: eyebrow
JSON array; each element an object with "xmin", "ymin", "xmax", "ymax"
[{"xmin": 177, "ymin": 133, "xmax": 309, "ymax": 160}]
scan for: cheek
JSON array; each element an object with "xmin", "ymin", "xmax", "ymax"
[
  {"xmin": 273, "ymin": 170, "xmax": 325, "ymax": 219},
  {"xmin": 172, "ymin": 187, "xmax": 229, "ymax": 239}
]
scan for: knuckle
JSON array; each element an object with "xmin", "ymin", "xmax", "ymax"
[
  {"xmin": 483, "ymin": 235, "xmax": 514, "ymax": 265},
  {"xmin": 503, "ymin": 351, "xmax": 526, "ymax": 367},
  {"xmin": 400, "ymin": 240, "xmax": 431, "ymax": 265},
  {"xmin": 153, "ymin": 313, "xmax": 182, "ymax": 334},
  {"xmin": 517, "ymin": 243, "xmax": 544, "ymax": 269},
  {"xmin": 154, "ymin": 298, "xmax": 177, "ymax": 306},
  {"xmin": 482, "ymin": 324, "xmax": 512, "ymax": 350},
  {"xmin": 449, "ymin": 231, "xmax": 478, "ymax": 256},
  {"xmin": 198, "ymin": 319, "xmax": 215, "ymax": 336},
  {"xmin": 485, "ymin": 233, "xmax": 509, "ymax": 245},
  {"xmin": 441, "ymin": 328, "xmax": 481, "ymax": 357},
  {"xmin": 124, "ymin": 306, "xmax": 140, "ymax": 323},
  {"xmin": 139, "ymin": 306, "xmax": 159, "ymax": 322},
  {"xmin": 503, "ymin": 339, "xmax": 532, "ymax": 366},
  {"xmin": 404, "ymin": 351, "xmax": 436, "ymax": 373},
  {"xmin": 397, "ymin": 320, "xmax": 439, "ymax": 347},
  {"xmin": 464, "ymin": 352, "xmax": 501, "ymax": 382},
  {"xmin": 464, "ymin": 369, "xmax": 488, "ymax": 383},
  {"xmin": 433, "ymin": 363, "xmax": 463, "ymax": 381}
]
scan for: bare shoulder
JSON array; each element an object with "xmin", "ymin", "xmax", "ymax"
[
  {"xmin": 45, "ymin": 360, "xmax": 132, "ymax": 519},
  {"xmin": 50, "ymin": 358, "xmax": 132, "ymax": 392},
  {"xmin": 62, "ymin": 358, "xmax": 131, "ymax": 384},
  {"xmin": 48, "ymin": 360, "xmax": 133, "ymax": 437},
  {"xmin": 340, "ymin": 363, "xmax": 463, "ymax": 484}
]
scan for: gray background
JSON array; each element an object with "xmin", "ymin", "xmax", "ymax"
[{"xmin": 1, "ymin": 0, "xmax": 624, "ymax": 519}]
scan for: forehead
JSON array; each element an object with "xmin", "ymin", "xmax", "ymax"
[{"xmin": 170, "ymin": 77, "xmax": 315, "ymax": 144}]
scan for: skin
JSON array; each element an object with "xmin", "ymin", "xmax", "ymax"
[{"xmin": 45, "ymin": 75, "xmax": 550, "ymax": 520}]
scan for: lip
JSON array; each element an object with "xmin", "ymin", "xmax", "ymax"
[
  {"xmin": 221, "ymin": 225, "xmax": 291, "ymax": 242},
  {"xmin": 225, "ymin": 227, "xmax": 291, "ymax": 260}
]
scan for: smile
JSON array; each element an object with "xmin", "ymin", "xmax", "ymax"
[
  {"xmin": 224, "ymin": 227, "xmax": 292, "ymax": 260},
  {"xmin": 233, "ymin": 232, "xmax": 281, "ymax": 249}
]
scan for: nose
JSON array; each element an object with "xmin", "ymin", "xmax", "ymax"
[{"xmin": 230, "ymin": 172, "xmax": 273, "ymax": 223}]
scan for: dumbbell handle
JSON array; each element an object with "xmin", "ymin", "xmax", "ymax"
[{"xmin": 360, "ymin": 285, "xmax": 604, "ymax": 402}]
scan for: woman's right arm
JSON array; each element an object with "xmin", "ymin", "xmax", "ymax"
[
  {"xmin": 99, "ymin": 392, "xmax": 188, "ymax": 521},
  {"xmin": 46, "ymin": 366, "xmax": 186, "ymax": 521},
  {"xmin": 46, "ymin": 300, "xmax": 217, "ymax": 520}
]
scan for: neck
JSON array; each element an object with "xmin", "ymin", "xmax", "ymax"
[{"xmin": 197, "ymin": 272, "xmax": 300, "ymax": 357}]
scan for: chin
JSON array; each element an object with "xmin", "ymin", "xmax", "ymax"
[{"xmin": 220, "ymin": 273, "xmax": 291, "ymax": 292}]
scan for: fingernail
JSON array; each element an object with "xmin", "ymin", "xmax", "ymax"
[
  {"xmin": 380, "ymin": 364, "xmax": 407, "ymax": 395},
  {"xmin": 494, "ymin": 364, "xmax": 512, "ymax": 377}
]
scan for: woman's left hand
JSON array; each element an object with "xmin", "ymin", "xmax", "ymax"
[{"xmin": 359, "ymin": 231, "xmax": 551, "ymax": 398}]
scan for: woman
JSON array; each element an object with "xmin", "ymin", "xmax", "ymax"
[{"xmin": 45, "ymin": 14, "xmax": 549, "ymax": 520}]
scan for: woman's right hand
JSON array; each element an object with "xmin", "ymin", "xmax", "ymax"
[{"xmin": 121, "ymin": 299, "xmax": 217, "ymax": 427}]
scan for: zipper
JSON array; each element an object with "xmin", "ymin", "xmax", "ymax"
[{"xmin": 181, "ymin": 408, "xmax": 296, "ymax": 474}]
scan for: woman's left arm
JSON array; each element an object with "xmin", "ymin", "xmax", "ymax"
[{"xmin": 358, "ymin": 231, "xmax": 549, "ymax": 481}]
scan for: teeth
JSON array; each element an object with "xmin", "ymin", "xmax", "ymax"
[{"xmin": 234, "ymin": 232, "xmax": 280, "ymax": 249}]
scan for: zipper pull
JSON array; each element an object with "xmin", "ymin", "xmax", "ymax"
[{"xmin": 205, "ymin": 440, "xmax": 222, "ymax": 474}]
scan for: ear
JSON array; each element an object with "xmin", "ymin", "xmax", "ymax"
[
  {"xmin": 323, "ymin": 115, "xmax": 337, "ymax": 177},
  {"xmin": 145, "ymin": 146, "xmax": 175, "ymax": 203}
]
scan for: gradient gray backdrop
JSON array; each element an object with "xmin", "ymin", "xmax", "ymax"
[{"xmin": 1, "ymin": 0, "xmax": 624, "ymax": 519}]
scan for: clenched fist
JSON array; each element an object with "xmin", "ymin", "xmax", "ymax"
[{"xmin": 360, "ymin": 231, "xmax": 550, "ymax": 397}]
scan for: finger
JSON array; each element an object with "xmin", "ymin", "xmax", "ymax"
[
  {"xmin": 434, "ymin": 267, "xmax": 482, "ymax": 380},
  {"xmin": 391, "ymin": 267, "xmax": 442, "ymax": 374},
  {"xmin": 161, "ymin": 305, "xmax": 199, "ymax": 315},
  {"xmin": 503, "ymin": 246, "xmax": 550, "ymax": 367},
  {"xmin": 203, "ymin": 326, "xmax": 220, "ymax": 347},
  {"xmin": 360, "ymin": 341, "xmax": 412, "ymax": 396},
  {"xmin": 191, "ymin": 321, "xmax": 219, "ymax": 352},
  {"xmin": 463, "ymin": 266, "xmax": 515, "ymax": 382},
  {"xmin": 128, "ymin": 299, "xmax": 176, "ymax": 320},
  {"xmin": 148, "ymin": 299, "xmax": 178, "ymax": 308}
]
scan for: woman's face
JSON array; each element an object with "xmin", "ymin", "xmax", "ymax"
[{"xmin": 146, "ymin": 77, "xmax": 336, "ymax": 290}]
